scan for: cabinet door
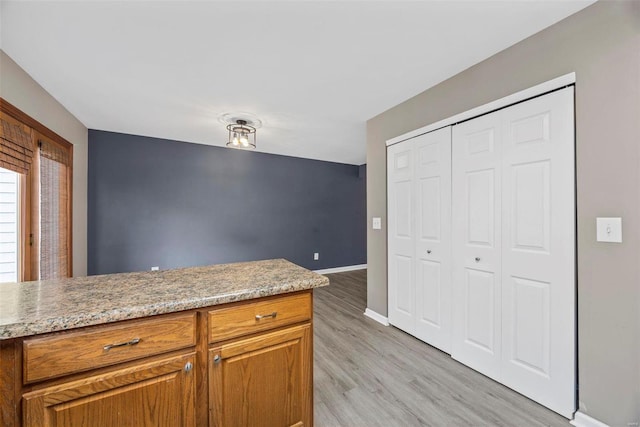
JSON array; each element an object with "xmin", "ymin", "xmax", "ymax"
[
  {"xmin": 413, "ymin": 127, "xmax": 452, "ymax": 354},
  {"xmin": 23, "ymin": 353, "xmax": 196, "ymax": 427},
  {"xmin": 451, "ymin": 110, "xmax": 503, "ymax": 382},
  {"xmin": 209, "ymin": 324, "xmax": 311, "ymax": 427},
  {"xmin": 387, "ymin": 140, "xmax": 416, "ymax": 334}
]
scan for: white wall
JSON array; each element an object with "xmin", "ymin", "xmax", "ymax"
[{"xmin": 0, "ymin": 50, "xmax": 88, "ymax": 277}]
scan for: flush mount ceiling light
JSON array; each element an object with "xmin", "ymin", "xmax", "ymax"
[
  {"xmin": 226, "ymin": 119, "xmax": 257, "ymax": 150},
  {"xmin": 219, "ymin": 112, "xmax": 262, "ymax": 150}
]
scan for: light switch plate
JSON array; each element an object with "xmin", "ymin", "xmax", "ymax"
[
  {"xmin": 372, "ymin": 217, "xmax": 382, "ymax": 230},
  {"xmin": 596, "ymin": 217, "xmax": 622, "ymax": 243}
]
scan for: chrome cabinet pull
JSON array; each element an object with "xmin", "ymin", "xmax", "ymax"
[
  {"xmin": 213, "ymin": 354, "xmax": 221, "ymax": 364},
  {"xmin": 103, "ymin": 338, "xmax": 141, "ymax": 352},
  {"xmin": 255, "ymin": 312, "xmax": 277, "ymax": 320},
  {"xmin": 475, "ymin": 257, "xmax": 481, "ymax": 262},
  {"xmin": 427, "ymin": 250, "xmax": 432, "ymax": 254},
  {"xmin": 184, "ymin": 362, "xmax": 193, "ymax": 372}
]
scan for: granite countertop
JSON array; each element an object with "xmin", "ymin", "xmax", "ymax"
[{"xmin": 0, "ymin": 258, "xmax": 329, "ymax": 340}]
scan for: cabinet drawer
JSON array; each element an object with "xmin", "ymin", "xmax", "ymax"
[
  {"xmin": 23, "ymin": 312, "xmax": 196, "ymax": 384},
  {"xmin": 209, "ymin": 292, "xmax": 311, "ymax": 343}
]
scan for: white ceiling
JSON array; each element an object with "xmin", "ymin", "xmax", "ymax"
[{"xmin": 0, "ymin": 0, "xmax": 594, "ymax": 165}]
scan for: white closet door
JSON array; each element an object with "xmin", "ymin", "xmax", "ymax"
[
  {"xmin": 387, "ymin": 140, "xmax": 416, "ymax": 334},
  {"xmin": 414, "ymin": 127, "xmax": 452, "ymax": 353},
  {"xmin": 452, "ymin": 111, "xmax": 503, "ymax": 381},
  {"xmin": 500, "ymin": 88, "xmax": 575, "ymax": 417}
]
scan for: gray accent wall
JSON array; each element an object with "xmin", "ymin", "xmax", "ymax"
[
  {"xmin": 88, "ymin": 130, "xmax": 365, "ymax": 274},
  {"xmin": 367, "ymin": 1, "xmax": 639, "ymax": 425}
]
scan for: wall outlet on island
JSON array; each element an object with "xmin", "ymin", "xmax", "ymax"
[
  {"xmin": 151, "ymin": 266, "xmax": 159, "ymax": 271},
  {"xmin": 313, "ymin": 253, "xmax": 319, "ymax": 261}
]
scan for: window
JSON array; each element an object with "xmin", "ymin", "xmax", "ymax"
[
  {"xmin": 0, "ymin": 100, "xmax": 73, "ymax": 282},
  {"xmin": 0, "ymin": 167, "xmax": 19, "ymax": 283}
]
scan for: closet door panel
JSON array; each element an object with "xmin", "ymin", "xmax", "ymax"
[
  {"xmin": 501, "ymin": 88, "xmax": 575, "ymax": 418},
  {"xmin": 452, "ymin": 111, "xmax": 502, "ymax": 381},
  {"xmin": 417, "ymin": 259, "xmax": 441, "ymax": 326},
  {"xmin": 465, "ymin": 268, "xmax": 496, "ymax": 352},
  {"xmin": 387, "ymin": 141, "xmax": 416, "ymax": 334},
  {"xmin": 414, "ymin": 127, "xmax": 452, "ymax": 353}
]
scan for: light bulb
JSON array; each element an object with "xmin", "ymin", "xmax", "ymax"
[{"xmin": 240, "ymin": 135, "xmax": 249, "ymax": 146}]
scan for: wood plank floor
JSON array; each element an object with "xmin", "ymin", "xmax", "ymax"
[{"xmin": 313, "ymin": 269, "xmax": 570, "ymax": 427}]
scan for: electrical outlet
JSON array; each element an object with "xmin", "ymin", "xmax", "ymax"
[
  {"xmin": 313, "ymin": 253, "xmax": 319, "ymax": 261},
  {"xmin": 151, "ymin": 266, "xmax": 159, "ymax": 271},
  {"xmin": 372, "ymin": 217, "xmax": 382, "ymax": 230}
]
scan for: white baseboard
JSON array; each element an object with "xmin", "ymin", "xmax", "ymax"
[
  {"xmin": 364, "ymin": 308, "xmax": 389, "ymax": 326},
  {"xmin": 313, "ymin": 264, "xmax": 367, "ymax": 274},
  {"xmin": 570, "ymin": 411, "xmax": 610, "ymax": 427}
]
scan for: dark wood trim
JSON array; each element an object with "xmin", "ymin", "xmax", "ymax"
[
  {"xmin": 0, "ymin": 340, "xmax": 21, "ymax": 427},
  {"xmin": 21, "ymin": 172, "xmax": 34, "ymax": 281},
  {"xmin": 309, "ymin": 291, "xmax": 315, "ymax": 427},
  {"xmin": 195, "ymin": 310, "xmax": 209, "ymax": 427},
  {"xmin": 0, "ymin": 99, "xmax": 73, "ymax": 151},
  {"xmin": 68, "ymin": 148, "xmax": 73, "ymax": 276},
  {"xmin": 29, "ymin": 134, "xmax": 40, "ymax": 281}
]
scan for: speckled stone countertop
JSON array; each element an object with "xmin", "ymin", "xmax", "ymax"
[{"xmin": 0, "ymin": 259, "xmax": 328, "ymax": 340}]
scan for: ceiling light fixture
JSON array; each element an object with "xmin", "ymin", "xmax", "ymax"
[{"xmin": 226, "ymin": 119, "xmax": 256, "ymax": 150}]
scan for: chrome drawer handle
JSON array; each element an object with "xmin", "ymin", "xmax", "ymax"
[
  {"xmin": 103, "ymin": 338, "xmax": 141, "ymax": 352},
  {"xmin": 255, "ymin": 312, "xmax": 277, "ymax": 320}
]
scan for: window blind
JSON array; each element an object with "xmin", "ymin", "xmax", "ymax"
[
  {"xmin": 0, "ymin": 113, "xmax": 34, "ymax": 174},
  {"xmin": 38, "ymin": 139, "xmax": 70, "ymax": 279}
]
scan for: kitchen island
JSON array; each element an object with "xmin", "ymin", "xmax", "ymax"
[{"xmin": 0, "ymin": 258, "xmax": 329, "ymax": 427}]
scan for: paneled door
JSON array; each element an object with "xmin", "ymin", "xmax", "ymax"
[
  {"xmin": 387, "ymin": 140, "xmax": 416, "ymax": 334},
  {"xmin": 23, "ymin": 353, "xmax": 196, "ymax": 427},
  {"xmin": 500, "ymin": 88, "xmax": 575, "ymax": 417},
  {"xmin": 209, "ymin": 324, "xmax": 311, "ymax": 427},
  {"xmin": 451, "ymin": 110, "xmax": 503, "ymax": 382},
  {"xmin": 414, "ymin": 127, "xmax": 452, "ymax": 353}
]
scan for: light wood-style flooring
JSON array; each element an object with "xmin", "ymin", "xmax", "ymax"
[{"xmin": 313, "ymin": 269, "xmax": 570, "ymax": 427}]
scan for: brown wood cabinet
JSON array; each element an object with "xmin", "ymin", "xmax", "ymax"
[
  {"xmin": 0, "ymin": 290, "xmax": 314, "ymax": 427},
  {"xmin": 22, "ymin": 352, "xmax": 196, "ymax": 427},
  {"xmin": 209, "ymin": 324, "xmax": 311, "ymax": 427},
  {"xmin": 207, "ymin": 290, "xmax": 313, "ymax": 426}
]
